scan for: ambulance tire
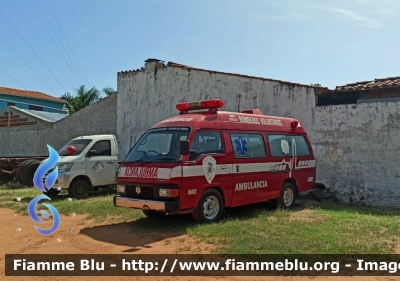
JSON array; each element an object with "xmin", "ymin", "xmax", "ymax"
[
  {"xmin": 192, "ymin": 189, "xmax": 223, "ymax": 223},
  {"xmin": 275, "ymin": 182, "xmax": 296, "ymax": 209}
]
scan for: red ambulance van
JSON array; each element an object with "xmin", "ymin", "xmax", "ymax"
[{"xmin": 114, "ymin": 99, "xmax": 316, "ymax": 222}]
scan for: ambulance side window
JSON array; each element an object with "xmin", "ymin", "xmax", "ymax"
[
  {"xmin": 267, "ymin": 134, "xmax": 311, "ymax": 157},
  {"xmin": 189, "ymin": 130, "xmax": 223, "ymax": 161},
  {"xmin": 267, "ymin": 135, "xmax": 290, "ymax": 157},
  {"xmin": 288, "ymin": 135, "xmax": 311, "ymax": 156},
  {"xmin": 230, "ymin": 133, "xmax": 266, "ymax": 158}
]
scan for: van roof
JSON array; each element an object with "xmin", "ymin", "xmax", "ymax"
[
  {"xmin": 73, "ymin": 134, "xmax": 116, "ymax": 140},
  {"xmin": 152, "ymin": 110, "xmax": 307, "ymax": 134}
]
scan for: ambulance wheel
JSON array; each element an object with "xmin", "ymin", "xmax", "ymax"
[
  {"xmin": 192, "ymin": 189, "xmax": 223, "ymax": 223},
  {"xmin": 275, "ymin": 182, "xmax": 296, "ymax": 209},
  {"xmin": 68, "ymin": 179, "xmax": 89, "ymax": 199},
  {"xmin": 142, "ymin": 210, "xmax": 165, "ymax": 218}
]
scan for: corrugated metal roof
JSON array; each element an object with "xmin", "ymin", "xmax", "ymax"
[{"xmin": 20, "ymin": 109, "xmax": 68, "ymax": 123}]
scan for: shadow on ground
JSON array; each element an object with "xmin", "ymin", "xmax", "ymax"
[
  {"xmin": 10, "ymin": 186, "xmax": 116, "ymax": 203},
  {"xmin": 78, "ymin": 200, "xmax": 305, "ymax": 251},
  {"xmin": 78, "ymin": 197, "xmax": 400, "ymax": 251},
  {"xmin": 79, "ymin": 213, "xmax": 196, "ymax": 252}
]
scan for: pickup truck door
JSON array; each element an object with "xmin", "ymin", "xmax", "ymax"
[{"xmin": 86, "ymin": 139, "xmax": 117, "ymax": 186}]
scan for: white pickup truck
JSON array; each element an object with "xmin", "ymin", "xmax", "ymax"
[{"xmin": 41, "ymin": 134, "xmax": 120, "ymax": 199}]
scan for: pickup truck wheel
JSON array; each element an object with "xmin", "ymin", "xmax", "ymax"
[
  {"xmin": 69, "ymin": 179, "xmax": 89, "ymax": 199},
  {"xmin": 274, "ymin": 182, "xmax": 296, "ymax": 209},
  {"xmin": 142, "ymin": 210, "xmax": 165, "ymax": 218},
  {"xmin": 192, "ymin": 189, "xmax": 223, "ymax": 223}
]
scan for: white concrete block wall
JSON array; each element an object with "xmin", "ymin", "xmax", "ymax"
[
  {"xmin": 313, "ymin": 101, "xmax": 400, "ymax": 207},
  {"xmin": 0, "ymin": 93, "xmax": 118, "ymax": 158},
  {"xmin": 117, "ymin": 61, "xmax": 319, "ymax": 158},
  {"xmin": 3, "ymin": 58, "xmax": 400, "ymax": 208}
]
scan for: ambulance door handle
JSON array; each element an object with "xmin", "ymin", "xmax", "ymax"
[
  {"xmin": 221, "ymin": 165, "xmax": 227, "ymax": 169},
  {"xmin": 236, "ymin": 165, "xmax": 240, "ymax": 173}
]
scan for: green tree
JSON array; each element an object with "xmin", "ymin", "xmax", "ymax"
[
  {"xmin": 311, "ymin": 83, "xmax": 322, "ymax": 87},
  {"xmin": 102, "ymin": 87, "xmax": 117, "ymax": 96},
  {"xmin": 61, "ymin": 85, "xmax": 101, "ymax": 114}
]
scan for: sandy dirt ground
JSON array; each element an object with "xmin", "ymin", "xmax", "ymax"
[{"xmin": 0, "ymin": 208, "xmax": 399, "ymax": 281}]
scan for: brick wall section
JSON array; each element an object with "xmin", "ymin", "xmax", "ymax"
[
  {"xmin": 0, "ymin": 112, "xmax": 8, "ymax": 127},
  {"xmin": 0, "ymin": 111, "xmax": 37, "ymax": 127},
  {"xmin": 0, "ymin": 109, "xmax": 52, "ymax": 157}
]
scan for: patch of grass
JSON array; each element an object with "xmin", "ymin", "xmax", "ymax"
[
  {"xmin": 0, "ymin": 184, "xmax": 144, "ymax": 222},
  {"xmin": 186, "ymin": 205, "xmax": 400, "ymax": 254},
  {"xmin": 1, "ymin": 184, "xmax": 400, "ymax": 254}
]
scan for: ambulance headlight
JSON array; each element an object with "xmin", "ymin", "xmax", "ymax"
[
  {"xmin": 159, "ymin": 188, "xmax": 179, "ymax": 197},
  {"xmin": 117, "ymin": 184, "xmax": 125, "ymax": 193}
]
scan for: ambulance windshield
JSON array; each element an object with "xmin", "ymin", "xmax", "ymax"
[{"xmin": 124, "ymin": 127, "xmax": 191, "ymax": 163}]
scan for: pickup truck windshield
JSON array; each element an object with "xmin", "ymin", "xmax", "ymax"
[
  {"xmin": 58, "ymin": 139, "xmax": 92, "ymax": 156},
  {"xmin": 125, "ymin": 127, "xmax": 191, "ymax": 162}
]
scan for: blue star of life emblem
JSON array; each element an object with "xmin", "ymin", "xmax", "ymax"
[{"xmin": 234, "ymin": 136, "xmax": 248, "ymax": 156}]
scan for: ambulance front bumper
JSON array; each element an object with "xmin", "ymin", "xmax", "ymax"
[{"xmin": 113, "ymin": 196, "xmax": 180, "ymax": 213}]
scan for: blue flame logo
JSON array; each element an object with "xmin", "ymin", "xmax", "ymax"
[
  {"xmin": 28, "ymin": 145, "xmax": 61, "ymax": 236},
  {"xmin": 33, "ymin": 145, "xmax": 59, "ymax": 192}
]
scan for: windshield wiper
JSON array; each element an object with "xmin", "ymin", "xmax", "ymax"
[
  {"xmin": 125, "ymin": 159, "xmax": 153, "ymax": 163},
  {"xmin": 154, "ymin": 157, "xmax": 178, "ymax": 161}
]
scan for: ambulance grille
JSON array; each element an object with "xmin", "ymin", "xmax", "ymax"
[
  {"xmin": 125, "ymin": 185, "xmax": 154, "ymax": 198},
  {"xmin": 123, "ymin": 182, "xmax": 179, "ymax": 200}
]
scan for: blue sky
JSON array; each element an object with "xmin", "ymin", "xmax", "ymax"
[{"xmin": 1, "ymin": 0, "xmax": 399, "ymax": 99}]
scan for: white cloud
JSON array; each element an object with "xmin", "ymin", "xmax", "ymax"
[
  {"xmin": 314, "ymin": 6, "xmax": 384, "ymax": 29},
  {"xmin": 249, "ymin": 1, "xmax": 400, "ymax": 29}
]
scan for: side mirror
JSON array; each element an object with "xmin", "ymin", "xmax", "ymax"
[
  {"xmin": 86, "ymin": 150, "xmax": 96, "ymax": 157},
  {"xmin": 180, "ymin": 140, "xmax": 190, "ymax": 156}
]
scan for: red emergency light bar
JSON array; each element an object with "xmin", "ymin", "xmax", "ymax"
[{"xmin": 176, "ymin": 99, "xmax": 224, "ymax": 112}]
